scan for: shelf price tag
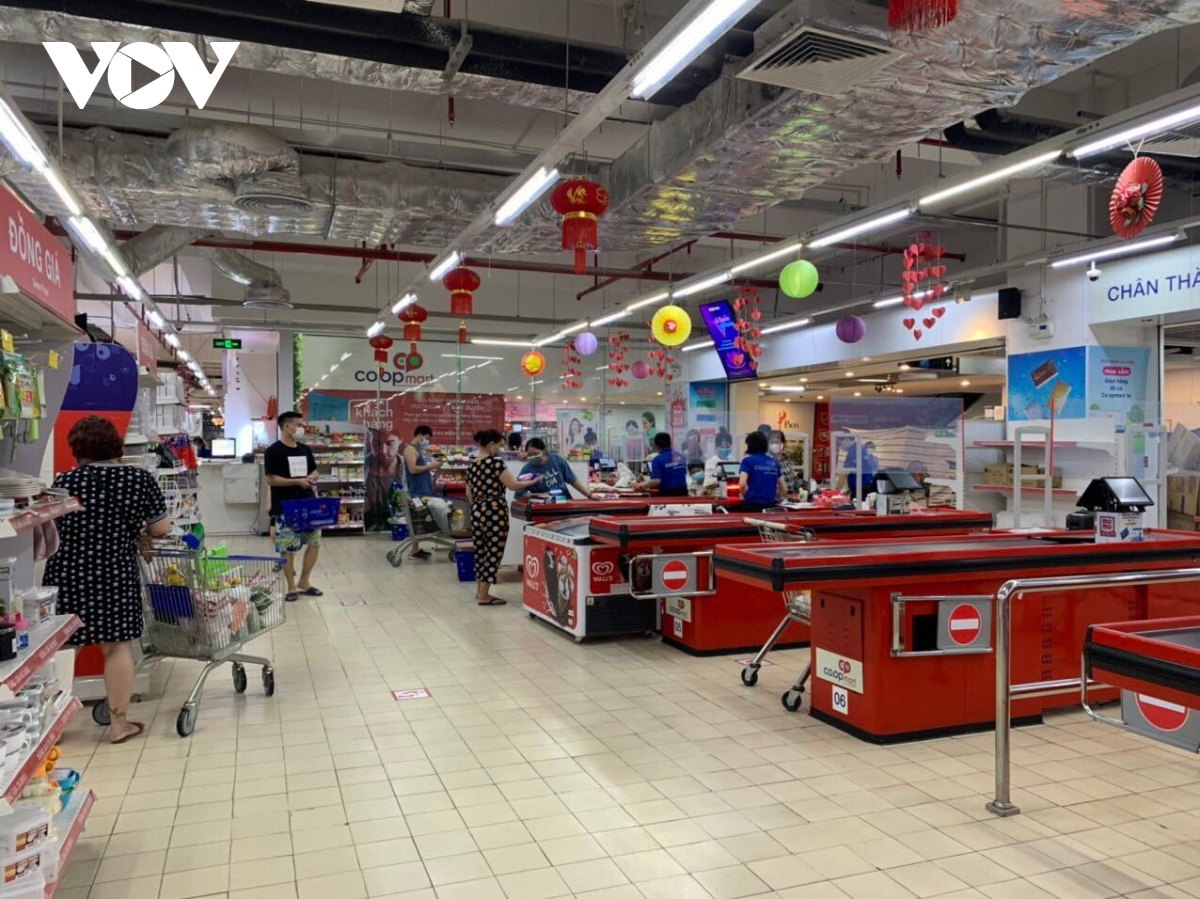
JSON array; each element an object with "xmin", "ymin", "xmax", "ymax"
[
  {"xmin": 48, "ymin": 351, "xmax": 60, "ymax": 370},
  {"xmin": 1, "ymin": 331, "xmax": 12, "ymax": 352}
]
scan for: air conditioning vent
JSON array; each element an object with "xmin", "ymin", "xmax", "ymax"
[
  {"xmin": 737, "ymin": 26, "xmax": 902, "ymax": 96},
  {"xmin": 233, "ymin": 173, "xmax": 314, "ymax": 217},
  {"xmin": 244, "ymin": 286, "xmax": 293, "ymax": 310},
  {"xmin": 1140, "ymin": 122, "xmax": 1200, "ymax": 159}
]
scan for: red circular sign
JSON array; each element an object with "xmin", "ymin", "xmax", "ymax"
[
  {"xmin": 660, "ymin": 560, "xmax": 690, "ymax": 591},
  {"xmin": 1136, "ymin": 693, "xmax": 1189, "ymax": 732},
  {"xmin": 948, "ymin": 604, "xmax": 982, "ymax": 646}
]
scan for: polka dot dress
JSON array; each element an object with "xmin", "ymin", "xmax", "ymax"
[
  {"xmin": 465, "ymin": 454, "xmax": 509, "ymax": 585},
  {"xmin": 44, "ymin": 464, "xmax": 168, "ymax": 646}
]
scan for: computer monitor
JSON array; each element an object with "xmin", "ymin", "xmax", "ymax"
[{"xmin": 211, "ymin": 438, "xmax": 237, "ymax": 459}]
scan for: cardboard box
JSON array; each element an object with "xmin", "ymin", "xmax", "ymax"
[
  {"xmin": 1168, "ymin": 474, "xmax": 1200, "ymax": 517},
  {"xmin": 1095, "ymin": 511, "xmax": 1144, "ymax": 543},
  {"xmin": 983, "ymin": 464, "xmax": 1010, "ymax": 486},
  {"xmin": 1168, "ymin": 510, "xmax": 1200, "ymax": 532}
]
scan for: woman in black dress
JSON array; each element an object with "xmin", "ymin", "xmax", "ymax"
[
  {"xmin": 464, "ymin": 429, "xmax": 539, "ymax": 606},
  {"xmin": 44, "ymin": 417, "xmax": 171, "ymax": 743}
]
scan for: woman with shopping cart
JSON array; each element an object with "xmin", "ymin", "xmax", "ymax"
[{"xmin": 466, "ymin": 430, "xmax": 540, "ymax": 606}]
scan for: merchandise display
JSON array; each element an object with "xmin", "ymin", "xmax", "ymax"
[{"xmin": 308, "ymin": 433, "xmax": 366, "ymax": 531}]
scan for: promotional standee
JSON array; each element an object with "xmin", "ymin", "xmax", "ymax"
[{"xmin": 715, "ymin": 531, "xmax": 1200, "ymax": 742}]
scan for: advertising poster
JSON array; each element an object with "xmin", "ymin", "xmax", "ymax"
[
  {"xmin": 55, "ymin": 342, "xmax": 139, "ymax": 474},
  {"xmin": 1087, "ymin": 346, "xmax": 1150, "ymax": 425},
  {"xmin": 556, "ymin": 408, "xmax": 598, "ymax": 454},
  {"xmin": 1007, "ymin": 346, "xmax": 1087, "ymax": 421},
  {"xmin": 698, "ymin": 300, "xmax": 757, "ymax": 380},
  {"xmin": 522, "ymin": 534, "xmax": 579, "ymax": 630},
  {"xmin": 813, "ymin": 402, "xmax": 831, "ymax": 482}
]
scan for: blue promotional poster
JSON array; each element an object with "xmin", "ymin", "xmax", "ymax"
[
  {"xmin": 698, "ymin": 300, "xmax": 757, "ymax": 380},
  {"xmin": 1007, "ymin": 347, "xmax": 1087, "ymax": 421},
  {"xmin": 1087, "ymin": 346, "xmax": 1150, "ymax": 425},
  {"xmin": 687, "ymin": 381, "xmax": 727, "ymax": 431}
]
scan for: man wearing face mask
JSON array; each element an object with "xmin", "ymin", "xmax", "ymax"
[
  {"xmin": 402, "ymin": 425, "xmax": 446, "ymax": 560},
  {"xmin": 264, "ymin": 411, "xmax": 322, "ymax": 602},
  {"xmin": 769, "ymin": 430, "xmax": 800, "ymax": 496},
  {"xmin": 704, "ymin": 427, "xmax": 736, "ymax": 495},
  {"xmin": 516, "ymin": 438, "xmax": 593, "ymax": 500}
]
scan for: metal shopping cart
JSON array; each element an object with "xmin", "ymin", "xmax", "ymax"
[
  {"xmin": 741, "ymin": 518, "xmax": 815, "ymax": 712},
  {"xmin": 386, "ymin": 487, "xmax": 470, "ymax": 567},
  {"xmin": 93, "ymin": 540, "xmax": 287, "ymax": 737}
]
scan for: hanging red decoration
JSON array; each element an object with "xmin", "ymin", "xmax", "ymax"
[
  {"xmin": 368, "ymin": 334, "xmax": 393, "ymax": 364},
  {"xmin": 400, "ymin": 304, "xmax": 428, "ymax": 342},
  {"xmin": 562, "ymin": 343, "xmax": 583, "ymax": 390},
  {"xmin": 458, "ymin": 321, "xmax": 468, "ymax": 345},
  {"xmin": 888, "ymin": 0, "xmax": 957, "ymax": 31},
  {"xmin": 731, "ymin": 286, "xmax": 764, "ymax": 367},
  {"xmin": 1110, "ymin": 157, "xmax": 1164, "ymax": 240},
  {"xmin": 900, "ymin": 234, "xmax": 948, "ymax": 342},
  {"xmin": 550, "ymin": 179, "xmax": 610, "ymax": 274},
  {"xmin": 443, "ymin": 268, "xmax": 481, "ymax": 316},
  {"xmin": 606, "ymin": 331, "xmax": 630, "ymax": 388}
]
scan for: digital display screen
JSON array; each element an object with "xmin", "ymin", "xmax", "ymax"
[
  {"xmin": 699, "ymin": 300, "xmax": 757, "ymax": 381},
  {"xmin": 211, "ymin": 438, "xmax": 237, "ymax": 458}
]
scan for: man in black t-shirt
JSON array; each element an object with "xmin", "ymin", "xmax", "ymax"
[{"xmin": 263, "ymin": 411, "xmax": 322, "ymax": 602}]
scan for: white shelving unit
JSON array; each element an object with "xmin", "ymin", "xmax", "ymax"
[
  {"xmin": 45, "ymin": 789, "xmax": 95, "ymax": 898},
  {"xmin": 307, "ymin": 431, "xmax": 367, "ymax": 533}
]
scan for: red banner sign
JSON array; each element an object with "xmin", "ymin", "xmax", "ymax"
[{"xmin": 0, "ymin": 185, "xmax": 73, "ymax": 323}]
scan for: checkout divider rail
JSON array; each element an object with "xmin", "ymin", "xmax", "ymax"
[{"xmin": 987, "ymin": 567, "xmax": 1200, "ymax": 818}]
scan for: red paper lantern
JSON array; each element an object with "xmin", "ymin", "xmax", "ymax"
[
  {"xmin": 443, "ymin": 268, "xmax": 481, "ymax": 317},
  {"xmin": 458, "ymin": 321, "xmax": 468, "ymax": 345},
  {"xmin": 1110, "ymin": 157, "xmax": 1164, "ymax": 240},
  {"xmin": 550, "ymin": 179, "xmax": 610, "ymax": 274},
  {"xmin": 889, "ymin": 0, "xmax": 957, "ymax": 30},
  {"xmin": 368, "ymin": 334, "xmax": 393, "ymax": 364},
  {"xmin": 400, "ymin": 304, "xmax": 428, "ymax": 342}
]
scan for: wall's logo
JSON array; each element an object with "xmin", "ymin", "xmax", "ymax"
[{"xmin": 43, "ymin": 41, "xmax": 239, "ymax": 110}]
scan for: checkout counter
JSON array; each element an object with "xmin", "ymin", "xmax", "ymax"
[{"xmin": 197, "ymin": 458, "xmax": 265, "ymax": 536}]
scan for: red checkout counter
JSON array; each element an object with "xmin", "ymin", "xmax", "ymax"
[
  {"xmin": 715, "ymin": 531, "xmax": 1200, "ymax": 742},
  {"xmin": 588, "ymin": 508, "xmax": 994, "ymax": 655}
]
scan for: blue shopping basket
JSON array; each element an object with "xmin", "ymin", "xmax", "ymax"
[{"xmin": 281, "ymin": 497, "xmax": 341, "ymax": 530}]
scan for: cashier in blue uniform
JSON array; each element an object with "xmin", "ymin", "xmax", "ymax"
[
  {"xmin": 843, "ymin": 438, "xmax": 878, "ymax": 497},
  {"xmin": 641, "ymin": 432, "xmax": 689, "ymax": 497},
  {"xmin": 514, "ymin": 438, "xmax": 594, "ymax": 500},
  {"xmin": 739, "ymin": 430, "xmax": 787, "ymax": 513}
]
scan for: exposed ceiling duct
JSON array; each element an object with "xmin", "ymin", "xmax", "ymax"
[
  {"xmin": 211, "ymin": 249, "xmax": 293, "ymax": 309},
  {"xmin": 119, "ymin": 225, "xmax": 213, "ymax": 277}
]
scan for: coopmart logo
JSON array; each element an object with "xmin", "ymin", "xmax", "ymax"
[{"xmin": 44, "ymin": 41, "xmax": 239, "ymax": 110}]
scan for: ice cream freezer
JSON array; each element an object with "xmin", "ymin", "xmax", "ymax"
[
  {"xmin": 588, "ymin": 507, "xmax": 994, "ymax": 655},
  {"xmin": 715, "ymin": 530, "xmax": 1200, "ymax": 742},
  {"xmin": 521, "ymin": 517, "xmax": 658, "ymax": 641}
]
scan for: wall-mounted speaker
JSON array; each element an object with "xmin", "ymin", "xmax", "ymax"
[{"xmin": 998, "ymin": 287, "xmax": 1022, "ymax": 320}]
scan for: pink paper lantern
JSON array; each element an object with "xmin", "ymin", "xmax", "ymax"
[
  {"xmin": 574, "ymin": 331, "xmax": 599, "ymax": 356},
  {"xmin": 836, "ymin": 315, "xmax": 866, "ymax": 344},
  {"xmin": 631, "ymin": 360, "xmax": 651, "ymax": 380}
]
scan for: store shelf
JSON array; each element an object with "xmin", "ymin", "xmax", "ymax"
[
  {"xmin": 972, "ymin": 440, "xmax": 1114, "ymax": 451},
  {"xmin": 0, "ymin": 616, "xmax": 81, "ymax": 702},
  {"xmin": 316, "ymin": 479, "xmax": 365, "ymax": 485},
  {"xmin": 972, "ymin": 484, "xmax": 1080, "ymax": 498},
  {"xmin": 0, "ymin": 696, "xmax": 81, "ymax": 813},
  {"xmin": 307, "ymin": 443, "xmax": 364, "ymax": 449},
  {"xmin": 323, "ymin": 524, "xmax": 365, "ymax": 531},
  {"xmin": 0, "ymin": 499, "xmax": 84, "ymax": 540},
  {"xmin": 44, "ymin": 789, "xmax": 95, "ymax": 898},
  {"xmin": 315, "ymin": 459, "xmax": 364, "ymax": 464},
  {"xmin": 0, "ymin": 282, "xmax": 84, "ymax": 342}
]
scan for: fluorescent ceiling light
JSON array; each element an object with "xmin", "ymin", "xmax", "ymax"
[
  {"xmin": 627, "ymin": 291, "xmax": 669, "ymax": 311},
  {"xmin": 592, "ymin": 310, "xmax": 632, "ymax": 327},
  {"xmin": 729, "ymin": 241, "xmax": 804, "ymax": 275},
  {"xmin": 471, "ymin": 338, "xmax": 534, "ymax": 347},
  {"xmin": 391, "ymin": 292, "xmax": 418, "ymax": 314},
  {"xmin": 681, "ymin": 339, "xmax": 714, "ymax": 353},
  {"xmin": 809, "ymin": 208, "xmax": 912, "ymax": 249},
  {"xmin": 760, "ymin": 317, "xmax": 811, "ymax": 335},
  {"xmin": 630, "ymin": 0, "xmax": 760, "ymax": 100},
  {"xmin": 673, "ymin": 270, "xmax": 730, "ymax": 298},
  {"xmin": 116, "ymin": 276, "xmax": 144, "ymax": 300},
  {"xmin": 920, "ymin": 151, "xmax": 1062, "ymax": 207},
  {"xmin": 428, "ymin": 250, "xmax": 464, "ymax": 282},
  {"xmin": 873, "ymin": 296, "xmax": 905, "ymax": 309},
  {"xmin": 367, "ymin": 320, "xmax": 386, "ymax": 337},
  {"xmin": 768, "ymin": 386, "xmax": 807, "ymax": 393},
  {"xmin": 330, "ymin": 364, "xmax": 339, "ymax": 371},
  {"xmin": 0, "ymin": 97, "xmax": 46, "ymax": 170},
  {"xmin": 1071, "ymin": 102, "xmax": 1200, "ymax": 158},
  {"xmin": 1049, "ymin": 232, "xmax": 1182, "ymax": 268},
  {"xmin": 42, "ymin": 168, "xmax": 82, "ymax": 217},
  {"xmin": 177, "ymin": 350, "xmax": 191, "ymax": 362},
  {"xmin": 341, "ymin": 352, "xmax": 352, "ymax": 361},
  {"xmin": 440, "ymin": 354, "xmax": 504, "ymax": 360},
  {"xmin": 147, "ymin": 310, "xmax": 164, "ymax": 328},
  {"xmin": 66, "ymin": 216, "xmax": 108, "ymax": 254},
  {"xmin": 494, "ymin": 167, "xmax": 560, "ymax": 226},
  {"xmin": 165, "ymin": 332, "xmax": 181, "ymax": 348}
]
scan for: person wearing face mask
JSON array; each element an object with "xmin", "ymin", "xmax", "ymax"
[
  {"xmin": 515, "ymin": 438, "xmax": 593, "ymax": 499},
  {"xmin": 739, "ymin": 430, "xmax": 787, "ymax": 513},
  {"xmin": 402, "ymin": 425, "xmax": 446, "ymax": 560},
  {"xmin": 704, "ymin": 427, "xmax": 735, "ymax": 494},
  {"xmin": 264, "ymin": 411, "xmax": 323, "ymax": 602},
  {"xmin": 769, "ymin": 430, "xmax": 800, "ymax": 496}
]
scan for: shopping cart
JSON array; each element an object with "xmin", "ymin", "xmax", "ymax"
[
  {"xmin": 386, "ymin": 486, "xmax": 470, "ymax": 567},
  {"xmin": 93, "ymin": 540, "xmax": 287, "ymax": 737},
  {"xmin": 740, "ymin": 518, "xmax": 815, "ymax": 712}
]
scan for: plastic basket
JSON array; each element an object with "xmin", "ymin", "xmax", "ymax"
[
  {"xmin": 391, "ymin": 523, "xmax": 409, "ymax": 541},
  {"xmin": 454, "ymin": 542, "xmax": 476, "ymax": 582},
  {"xmin": 281, "ymin": 497, "xmax": 341, "ymax": 530},
  {"xmin": 148, "ymin": 584, "xmax": 194, "ymax": 621}
]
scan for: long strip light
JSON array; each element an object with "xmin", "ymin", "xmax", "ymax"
[
  {"xmin": 591, "ymin": 309, "xmax": 632, "ymax": 327},
  {"xmin": 1070, "ymin": 102, "xmax": 1200, "ymax": 159},
  {"xmin": 440, "ymin": 354, "xmax": 504, "ymax": 360},
  {"xmin": 428, "ymin": 250, "xmax": 464, "ymax": 282},
  {"xmin": 760, "ymin": 317, "xmax": 811, "ymax": 335},
  {"xmin": 147, "ymin": 310, "xmax": 165, "ymax": 329},
  {"xmin": 768, "ymin": 386, "xmax": 807, "ymax": 393},
  {"xmin": 165, "ymin": 333, "xmax": 181, "ymax": 348},
  {"xmin": 673, "ymin": 270, "xmax": 730, "ymax": 299},
  {"xmin": 1048, "ymin": 232, "xmax": 1182, "ymax": 268},
  {"xmin": 626, "ymin": 291, "xmax": 669, "ymax": 312},
  {"xmin": 116, "ymin": 275, "xmax": 145, "ymax": 301},
  {"xmin": 0, "ymin": 97, "xmax": 46, "ymax": 170},
  {"xmin": 920, "ymin": 151, "xmax": 1062, "ymax": 207},
  {"xmin": 729, "ymin": 240, "xmax": 804, "ymax": 275},
  {"xmin": 367, "ymin": 320, "xmax": 386, "ymax": 338},
  {"xmin": 808, "ymin": 208, "xmax": 913, "ymax": 249},
  {"xmin": 681, "ymin": 339, "xmax": 714, "ymax": 353},
  {"xmin": 873, "ymin": 296, "xmax": 906, "ymax": 309},
  {"xmin": 630, "ymin": 0, "xmax": 760, "ymax": 100},
  {"xmin": 494, "ymin": 167, "xmax": 560, "ymax": 226},
  {"xmin": 471, "ymin": 338, "xmax": 534, "ymax": 347},
  {"xmin": 42, "ymin": 169, "xmax": 82, "ymax": 217},
  {"xmin": 391, "ymin": 293, "xmax": 417, "ymax": 315}
]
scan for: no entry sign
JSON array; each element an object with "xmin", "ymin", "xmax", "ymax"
[
  {"xmin": 948, "ymin": 604, "xmax": 983, "ymax": 646},
  {"xmin": 935, "ymin": 597, "xmax": 992, "ymax": 652},
  {"xmin": 1136, "ymin": 693, "xmax": 1189, "ymax": 732},
  {"xmin": 660, "ymin": 560, "xmax": 690, "ymax": 593}
]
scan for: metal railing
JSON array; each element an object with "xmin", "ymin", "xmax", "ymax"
[{"xmin": 987, "ymin": 567, "xmax": 1200, "ymax": 818}]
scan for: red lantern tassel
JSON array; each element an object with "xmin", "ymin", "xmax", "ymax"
[
  {"xmin": 888, "ymin": 0, "xmax": 957, "ymax": 30},
  {"xmin": 404, "ymin": 323, "xmax": 421, "ymax": 342},
  {"xmin": 562, "ymin": 212, "xmax": 598, "ymax": 275},
  {"xmin": 458, "ymin": 321, "xmax": 468, "ymax": 345}
]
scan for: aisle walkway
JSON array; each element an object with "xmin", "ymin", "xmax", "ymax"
[{"xmin": 57, "ymin": 535, "xmax": 1200, "ymax": 899}]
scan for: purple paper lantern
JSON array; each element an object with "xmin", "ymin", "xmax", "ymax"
[
  {"xmin": 836, "ymin": 315, "xmax": 866, "ymax": 344},
  {"xmin": 574, "ymin": 331, "xmax": 599, "ymax": 356},
  {"xmin": 631, "ymin": 360, "xmax": 651, "ymax": 380}
]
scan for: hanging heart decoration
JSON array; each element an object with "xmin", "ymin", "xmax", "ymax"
[
  {"xmin": 902, "ymin": 236, "xmax": 949, "ymax": 341},
  {"xmin": 903, "ymin": 318, "xmax": 915, "ymax": 331},
  {"xmin": 732, "ymin": 286, "xmax": 764, "ymax": 364},
  {"xmin": 912, "ymin": 330, "xmax": 923, "ymax": 341},
  {"xmin": 561, "ymin": 343, "xmax": 582, "ymax": 390},
  {"xmin": 606, "ymin": 332, "xmax": 630, "ymax": 387},
  {"xmin": 1109, "ymin": 156, "xmax": 1164, "ymax": 240},
  {"xmin": 923, "ymin": 317, "xmax": 936, "ymax": 329},
  {"xmin": 932, "ymin": 307, "xmax": 946, "ymax": 319}
]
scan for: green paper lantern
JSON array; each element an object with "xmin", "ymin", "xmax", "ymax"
[{"xmin": 780, "ymin": 260, "xmax": 819, "ymax": 299}]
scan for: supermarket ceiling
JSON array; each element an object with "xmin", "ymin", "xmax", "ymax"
[{"xmin": 5, "ymin": 0, "xmax": 1200, "ymax": 350}]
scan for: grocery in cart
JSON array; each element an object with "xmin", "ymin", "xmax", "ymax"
[{"xmin": 387, "ymin": 486, "xmax": 470, "ymax": 567}]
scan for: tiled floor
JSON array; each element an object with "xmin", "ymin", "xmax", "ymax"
[{"xmin": 56, "ymin": 534, "xmax": 1200, "ymax": 899}]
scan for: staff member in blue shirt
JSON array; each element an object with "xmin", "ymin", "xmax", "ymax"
[
  {"xmin": 739, "ymin": 430, "xmax": 787, "ymax": 512},
  {"xmin": 515, "ymin": 438, "xmax": 594, "ymax": 499},
  {"xmin": 643, "ymin": 432, "xmax": 689, "ymax": 496}
]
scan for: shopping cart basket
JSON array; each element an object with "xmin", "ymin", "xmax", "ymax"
[
  {"xmin": 741, "ymin": 518, "xmax": 815, "ymax": 712},
  {"xmin": 386, "ymin": 487, "xmax": 470, "ymax": 567},
  {"xmin": 93, "ymin": 539, "xmax": 287, "ymax": 737}
]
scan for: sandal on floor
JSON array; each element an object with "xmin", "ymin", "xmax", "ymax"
[
  {"xmin": 477, "ymin": 597, "xmax": 507, "ymax": 606},
  {"xmin": 285, "ymin": 592, "xmax": 299, "ymax": 603},
  {"xmin": 110, "ymin": 719, "xmax": 145, "ymax": 745},
  {"xmin": 299, "ymin": 587, "xmax": 324, "ymax": 596},
  {"xmin": 412, "ymin": 549, "xmax": 431, "ymax": 560}
]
